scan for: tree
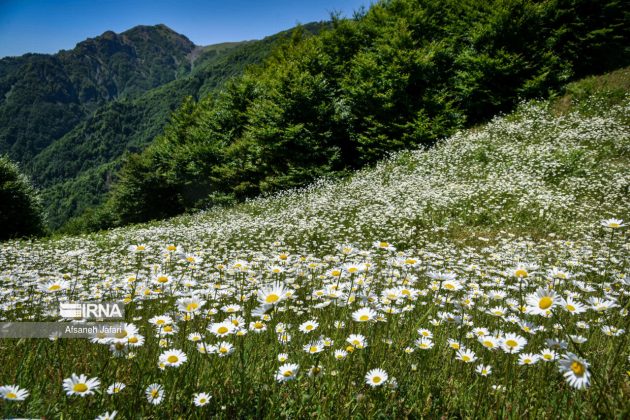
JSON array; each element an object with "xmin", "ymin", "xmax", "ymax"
[{"xmin": 0, "ymin": 155, "xmax": 46, "ymax": 239}]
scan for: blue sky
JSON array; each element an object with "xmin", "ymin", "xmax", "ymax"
[{"xmin": 0, "ymin": 0, "xmax": 371, "ymax": 58}]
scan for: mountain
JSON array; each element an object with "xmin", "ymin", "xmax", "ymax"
[
  {"xmin": 0, "ymin": 22, "xmax": 327, "ymax": 229},
  {"xmin": 0, "ymin": 24, "xmax": 196, "ymax": 161}
]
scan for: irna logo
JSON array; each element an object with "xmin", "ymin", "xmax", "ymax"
[{"xmin": 59, "ymin": 302, "xmax": 124, "ymax": 320}]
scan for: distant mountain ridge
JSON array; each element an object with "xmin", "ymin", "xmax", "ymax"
[{"xmin": 0, "ymin": 24, "xmax": 200, "ymax": 161}]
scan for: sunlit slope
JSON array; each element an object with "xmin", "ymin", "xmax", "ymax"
[{"xmin": 92, "ymin": 70, "xmax": 630, "ymax": 252}]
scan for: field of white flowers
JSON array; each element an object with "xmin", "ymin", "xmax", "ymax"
[{"xmin": 0, "ymin": 73, "xmax": 629, "ymax": 418}]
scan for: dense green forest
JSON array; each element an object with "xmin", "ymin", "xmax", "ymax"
[{"xmin": 71, "ymin": 0, "xmax": 627, "ymax": 232}]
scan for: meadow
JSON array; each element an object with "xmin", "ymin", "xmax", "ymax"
[{"xmin": 0, "ymin": 72, "xmax": 629, "ymax": 418}]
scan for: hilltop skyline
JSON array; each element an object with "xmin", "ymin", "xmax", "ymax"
[{"xmin": 0, "ymin": 0, "xmax": 370, "ymax": 58}]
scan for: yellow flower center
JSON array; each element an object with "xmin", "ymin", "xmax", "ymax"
[
  {"xmin": 136, "ymin": 246, "xmax": 145, "ymax": 251},
  {"xmin": 566, "ymin": 304, "xmax": 575, "ymax": 312},
  {"xmin": 609, "ymin": 223, "xmax": 620, "ymax": 228},
  {"xmin": 372, "ymin": 376, "xmax": 382, "ymax": 383},
  {"xmin": 186, "ymin": 302, "xmax": 199, "ymax": 311},
  {"xmin": 283, "ymin": 370, "xmax": 293, "ymax": 377},
  {"xmin": 462, "ymin": 355, "xmax": 471, "ymax": 362},
  {"xmin": 305, "ymin": 325, "xmax": 314, "ymax": 331},
  {"xmin": 218, "ymin": 326, "xmax": 228, "ymax": 334},
  {"xmin": 167, "ymin": 355, "xmax": 178, "ymax": 363},
  {"xmin": 571, "ymin": 361, "xmax": 585, "ymax": 376},
  {"xmin": 359, "ymin": 315, "xmax": 369, "ymax": 321},
  {"xmin": 157, "ymin": 276, "xmax": 169, "ymax": 283},
  {"xmin": 483, "ymin": 340, "xmax": 494, "ymax": 348},
  {"xmin": 115, "ymin": 330, "xmax": 128, "ymax": 339},
  {"xmin": 254, "ymin": 322, "xmax": 264, "ymax": 329},
  {"xmin": 505, "ymin": 339, "xmax": 518, "ymax": 348},
  {"xmin": 219, "ymin": 347, "xmax": 228, "ymax": 354},
  {"xmin": 265, "ymin": 294, "xmax": 280, "ymax": 303},
  {"xmin": 48, "ymin": 284, "xmax": 61, "ymax": 291},
  {"xmin": 309, "ymin": 346, "xmax": 318, "ymax": 353},
  {"xmin": 73, "ymin": 383, "xmax": 88, "ymax": 393},
  {"xmin": 151, "ymin": 390, "xmax": 159, "ymax": 397},
  {"xmin": 538, "ymin": 296, "xmax": 553, "ymax": 309},
  {"xmin": 200, "ymin": 398, "xmax": 207, "ymax": 403},
  {"xmin": 6, "ymin": 392, "xmax": 17, "ymax": 399},
  {"xmin": 129, "ymin": 336, "xmax": 138, "ymax": 344},
  {"xmin": 515, "ymin": 269, "xmax": 528, "ymax": 278}
]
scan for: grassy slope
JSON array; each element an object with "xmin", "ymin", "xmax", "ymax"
[{"xmin": 0, "ymin": 70, "xmax": 628, "ymax": 418}]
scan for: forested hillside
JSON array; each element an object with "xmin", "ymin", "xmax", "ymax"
[
  {"xmin": 82, "ymin": 0, "xmax": 628, "ymax": 231},
  {"xmin": 0, "ymin": 22, "xmax": 327, "ymax": 229}
]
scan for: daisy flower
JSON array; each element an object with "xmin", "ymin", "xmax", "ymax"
[
  {"xmin": 352, "ymin": 307, "xmax": 377, "ymax": 322},
  {"xmin": 299, "ymin": 320, "xmax": 319, "ymax": 333},
  {"xmin": 128, "ymin": 244, "xmax": 148, "ymax": 253},
  {"xmin": 146, "ymin": 383, "xmax": 164, "ymax": 405},
  {"xmin": 152, "ymin": 273, "xmax": 172, "ymax": 286},
  {"xmin": 456, "ymin": 349, "xmax": 477, "ymax": 363},
  {"xmin": 518, "ymin": 353, "xmax": 540, "ymax": 365},
  {"xmin": 540, "ymin": 348, "xmax": 558, "ymax": 362},
  {"xmin": 303, "ymin": 341, "xmax": 325, "ymax": 354},
  {"xmin": 365, "ymin": 368, "xmax": 388, "ymax": 387},
  {"xmin": 0, "ymin": 385, "xmax": 29, "ymax": 401},
  {"xmin": 525, "ymin": 288, "xmax": 558, "ymax": 316},
  {"xmin": 561, "ymin": 296, "xmax": 587, "ymax": 315},
  {"xmin": 257, "ymin": 282, "xmax": 288, "ymax": 305},
  {"xmin": 558, "ymin": 353, "xmax": 591, "ymax": 390},
  {"xmin": 478, "ymin": 335, "xmax": 500, "ymax": 351},
  {"xmin": 276, "ymin": 363, "xmax": 299, "ymax": 382},
  {"xmin": 177, "ymin": 296, "xmax": 206, "ymax": 314},
  {"xmin": 415, "ymin": 337, "xmax": 434, "ymax": 350},
  {"xmin": 277, "ymin": 353, "xmax": 289, "ymax": 362},
  {"xmin": 160, "ymin": 349, "xmax": 188, "ymax": 368},
  {"xmin": 346, "ymin": 334, "xmax": 367, "ymax": 349},
  {"xmin": 601, "ymin": 218, "xmax": 624, "ymax": 229},
  {"xmin": 501, "ymin": 333, "xmax": 527, "ymax": 354},
  {"xmin": 149, "ymin": 315, "xmax": 173, "ymax": 326},
  {"xmin": 476, "ymin": 364, "xmax": 492, "ymax": 376},
  {"xmin": 107, "ymin": 382, "xmax": 126, "ymax": 394},
  {"xmin": 216, "ymin": 341, "xmax": 234, "ymax": 357},
  {"xmin": 334, "ymin": 349, "xmax": 348, "ymax": 360},
  {"xmin": 63, "ymin": 374, "xmax": 100, "ymax": 397},
  {"xmin": 41, "ymin": 280, "xmax": 69, "ymax": 293},
  {"xmin": 193, "ymin": 392, "xmax": 212, "ymax": 407},
  {"xmin": 208, "ymin": 321, "xmax": 235, "ymax": 337}
]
